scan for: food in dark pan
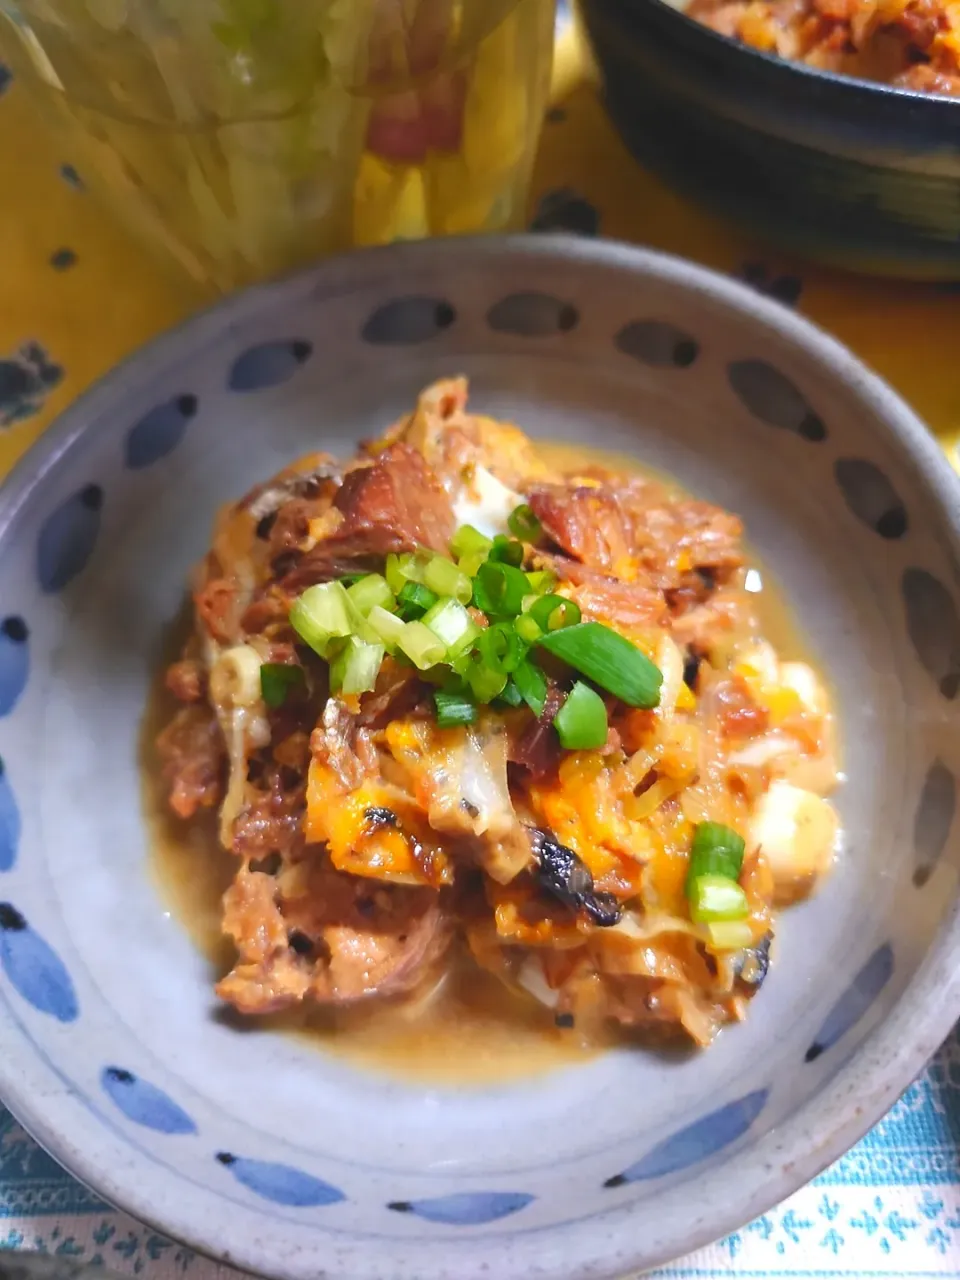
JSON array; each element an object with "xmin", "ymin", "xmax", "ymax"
[{"xmin": 686, "ymin": 0, "xmax": 960, "ymax": 94}]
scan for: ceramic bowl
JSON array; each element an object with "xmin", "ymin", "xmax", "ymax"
[
  {"xmin": 1, "ymin": 235, "xmax": 960, "ymax": 1280},
  {"xmin": 579, "ymin": 0, "xmax": 960, "ymax": 280}
]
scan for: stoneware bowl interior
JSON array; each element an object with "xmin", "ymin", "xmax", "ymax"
[{"xmin": 1, "ymin": 236, "xmax": 959, "ymax": 1280}]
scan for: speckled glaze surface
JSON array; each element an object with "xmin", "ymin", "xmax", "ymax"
[
  {"xmin": 580, "ymin": 0, "xmax": 960, "ymax": 280},
  {"xmin": 1, "ymin": 235, "xmax": 960, "ymax": 1280}
]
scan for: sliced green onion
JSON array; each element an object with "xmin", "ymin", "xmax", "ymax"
[
  {"xmin": 496, "ymin": 680, "xmax": 524, "ymax": 708},
  {"xmin": 515, "ymin": 613, "xmax": 543, "ymax": 644},
  {"xmin": 514, "ymin": 660, "xmax": 548, "ymax": 717},
  {"xmin": 525, "ymin": 570, "xmax": 556, "ymax": 596},
  {"xmin": 472, "ymin": 560, "xmax": 529, "ymax": 617},
  {"xmin": 489, "ymin": 534, "xmax": 525, "ymax": 567},
  {"xmin": 685, "ymin": 822, "xmax": 746, "ymax": 896},
  {"xmin": 475, "ymin": 621, "xmax": 526, "ymax": 674},
  {"xmin": 386, "ymin": 550, "xmax": 430, "ymax": 595},
  {"xmin": 468, "ymin": 665, "xmax": 508, "ymax": 703},
  {"xmin": 554, "ymin": 681, "xmax": 608, "ymax": 750},
  {"xmin": 449, "ymin": 649, "xmax": 472, "ymax": 678},
  {"xmin": 290, "ymin": 582, "xmax": 353, "ymax": 658},
  {"xmin": 528, "ymin": 594, "xmax": 581, "ymax": 632},
  {"xmin": 509, "ymin": 503, "xmax": 543, "ymax": 542},
  {"xmin": 259, "ymin": 663, "xmax": 305, "ymax": 709},
  {"xmin": 330, "ymin": 637, "xmax": 385, "ymax": 695},
  {"xmin": 688, "ymin": 875, "xmax": 750, "ymax": 924},
  {"xmin": 422, "ymin": 598, "xmax": 478, "ymax": 656},
  {"xmin": 397, "ymin": 581, "xmax": 439, "ymax": 619},
  {"xmin": 538, "ymin": 622, "xmax": 662, "ymax": 708},
  {"xmin": 434, "ymin": 689, "xmax": 478, "ymax": 727},
  {"xmin": 367, "ymin": 605, "xmax": 406, "ymax": 652},
  {"xmin": 454, "ymin": 653, "xmax": 509, "ymax": 703},
  {"xmin": 458, "ymin": 549, "xmax": 489, "ymax": 578},
  {"xmin": 423, "ymin": 553, "xmax": 473, "ymax": 604},
  {"xmin": 450, "ymin": 524, "xmax": 493, "ymax": 560},
  {"xmin": 397, "ymin": 620, "xmax": 447, "ymax": 671},
  {"xmin": 706, "ymin": 920, "xmax": 754, "ymax": 951},
  {"xmin": 385, "ymin": 553, "xmax": 409, "ymax": 594},
  {"xmin": 347, "ymin": 573, "xmax": 394, "ymax": 616}
]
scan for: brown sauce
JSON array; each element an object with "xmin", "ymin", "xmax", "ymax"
[{"xmin": 144, "ymin": 442, "xmax": 820, "ymax": 1086}]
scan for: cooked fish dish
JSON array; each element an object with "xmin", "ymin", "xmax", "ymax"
[
  {"xmin": 155, "ymin": 379, "xmax": 840, "ymax": 1048},
  {"xmin": 687, "ymin": 0, "xmax": 960, "ymax": 96}
]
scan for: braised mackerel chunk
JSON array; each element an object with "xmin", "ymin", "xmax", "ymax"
[{"xmin": 155, "ymin": 378, "xmax": 840, "ymax": 1048}]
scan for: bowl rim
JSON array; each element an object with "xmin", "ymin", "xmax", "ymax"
[
  {"xmin": 1, "ymin": 232, "xmax": 960, "ymax": 1280},
  {"xmin": 590, "ymin": 0, "xmax": 960, "ymax": 114}
]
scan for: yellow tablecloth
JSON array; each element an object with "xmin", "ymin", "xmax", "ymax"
[{"xmin": 2, "ymin": 22, "xmax": 960, "ymax": 486}]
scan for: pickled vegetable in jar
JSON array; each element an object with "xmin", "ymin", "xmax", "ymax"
[{"xmin": 0, "ymin": 0, "xmax": 556, "ymax": 292}]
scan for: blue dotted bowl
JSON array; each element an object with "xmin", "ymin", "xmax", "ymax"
[{"xmin": 1, "ymin": 235, "xmax": 959, "ymax": 1280}]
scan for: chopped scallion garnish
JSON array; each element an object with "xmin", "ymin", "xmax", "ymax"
[
  {"xmin": 385, "ymin": 552, "xmax": 411, "ymax": 595},
  {"xmin": 422, "ymin": 597, "xmax": 478, "ymax": 656},
  {"xmin": 423, "ymin": 553, "xmax": 473, "ymax": 604},
  {"xmin": 450, "ymin": 524, "xmax": 493, "ymax": 560},
  {"xmin": 367, "ymin": 605, "xmax": 406, "ymax": 651},
  {"xmin": 330, "ymin": 637, "xmax": 385, "ymax": 695},
  {"xmin": 508, "ymin": 503, "xmax": 543, "ymax": 542},
  {"xmin": 489, "ymin": 534, "xmax": 525, "ymax": 567},
  {"xmin": 553, "ymin": 680, "xmax": 608, "ymax": 750},
  {"xmin": 457, "ymin": 654, "xmax": 508, "ymax": 703},
  {"xmin": 525, "ymin": 570, "xmax": 556, "ymax": 596},
  {"xmin": 385, "ymin": 550, "xmax": 432, "ymax": 595},
  {"xmin": 397, "ymin": 620, "xmax": 447, "ymax": 670},
  {"xmin": 687, "ymin": 875, "xmax": 750, "ymax": 924},
  {"xmin": 515, "ymin": 613, "xmax": 543, "ymax": 644},
  {"xmin": 472, "ymin": 560, "xmax": 529, "ymax": 617},
  {"xmin": 458, "ymin": 549, "xmax": 489, "ymax": 577},
  {"xmin": 685, "ymin": 822, "xmax": 746, "ymax": 896},
  {"xmin": 288, "ymin": 512, "xmax": 665, "ymax": 737},
  {"xmin": 346, "ymin": 573, "xmax": 394, "ymax": 616},
  {"xmin": 397, "ymin": 581, "xmax": 439, "ymax": 619},
  {"xmin": 289, "ymin": 581, "xmax": 354, "ymax": 658},
  {"xmin": 496, "ymin": 680, "xmax": 524, "ymax": 708},
  {"xmin": 538, "ymin": 622, "xmax": 662, "ymax": 708},
  {"xmin": 434, "ymin": 689, "xmax": 478, "ymax": 727},
  {"xmin": 259, "ymin": 662, "xmax": 305, "ymax": 709},
  {"xmin": 514, "ymin": 660, "xmax": 548, "ymax": 717},
  {"xmin": 475, "ymin": 620, "xmax": 527, "ymax": 674},
  {"xmin": 527, "ymin": 594, "xmax": 581, "ymax": 632}
]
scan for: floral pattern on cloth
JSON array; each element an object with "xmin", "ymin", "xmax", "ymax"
[{"xmin": 2, "ymin": 8, "xmax": 960, "ymax": 1279}]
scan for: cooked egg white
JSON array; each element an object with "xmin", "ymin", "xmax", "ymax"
[
  {"xmin": 452, "ymin": 465, "xmax": 522, "ymax": 539},
  {"xmin": 750, "ymin": 779, "xmax": 839, "ymax": 902}
]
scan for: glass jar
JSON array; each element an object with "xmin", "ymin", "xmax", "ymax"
[{"xmin": 0, "ymin": 0, "xmax": 556, "ymax": 292}]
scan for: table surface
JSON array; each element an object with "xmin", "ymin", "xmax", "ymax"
[{"xmin": 2, "ymin": 7, "xmax": 960, "ymax": 1279}]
